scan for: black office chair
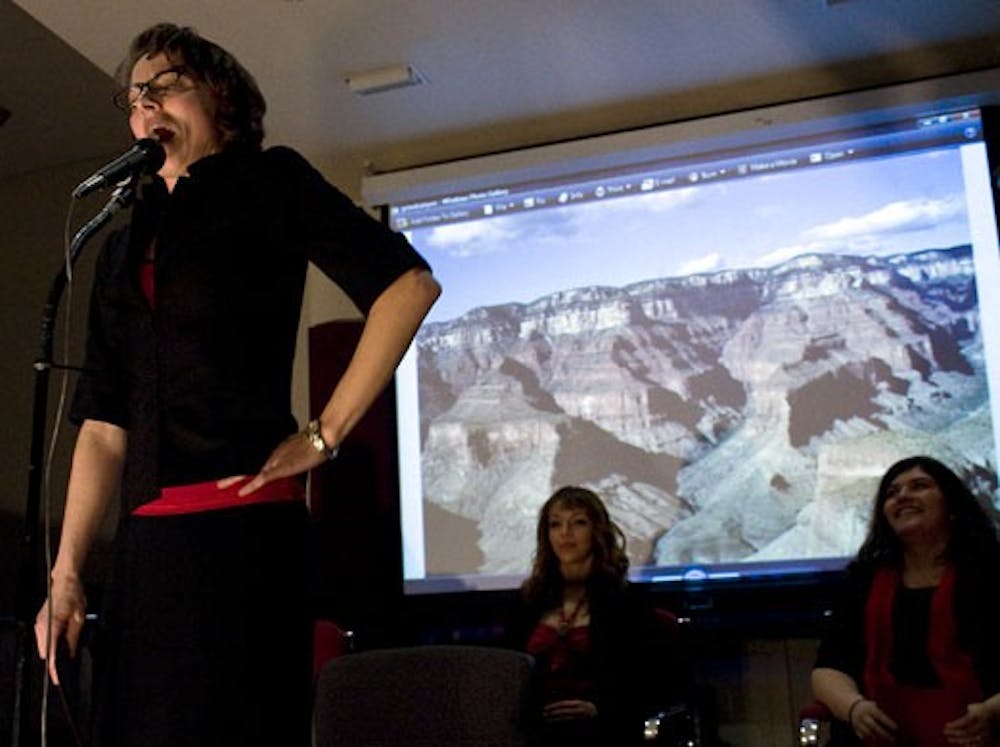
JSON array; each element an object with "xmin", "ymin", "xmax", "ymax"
[{"xmin": 314, "ymin": 644, "xmax": 535, "ymax": 746}]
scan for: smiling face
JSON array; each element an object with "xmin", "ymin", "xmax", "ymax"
[
  {"xmin": 127, "ymin": 53, "xmax": 222, "ymax": 189},
  {"xmin": 882, "ymin": 466, "xmax": 951, "ymax": 545},
  {"xmin": 547, "ymin": 502, "xmax": 595, "ymax": 574}
]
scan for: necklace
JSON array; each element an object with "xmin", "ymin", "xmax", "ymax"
[{"xmin": 556, "ymin": 594, "xmax": 588, "ymax": 637}]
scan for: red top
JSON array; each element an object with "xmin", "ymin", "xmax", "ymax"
[
  {"xmin": 527, "ymin": 622, "xmax": 594, "ymax": 702},
  {"xmin": 140, "ymin": 257, "xmax": 155, "ymax": 309}
]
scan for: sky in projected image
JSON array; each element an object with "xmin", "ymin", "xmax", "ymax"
[{"xmin": 414, "ymin": 149, "xmax": 967, "ymax": 324}]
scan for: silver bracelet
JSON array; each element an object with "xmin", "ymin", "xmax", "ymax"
[{"xmin": 304, "ymin": 419, "xmax": 338, "ymax": 460}]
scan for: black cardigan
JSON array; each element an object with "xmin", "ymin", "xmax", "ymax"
[
  {"xmin": 814, "ymin": 558, "xmax": 1000, "ymax": 744},
  {"xmin": 70, "ymin": 145, "xmax": 429, "ymax": 514}
]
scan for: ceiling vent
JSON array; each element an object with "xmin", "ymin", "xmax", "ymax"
[{"xmin": 344, "ymin": 64, "xmax": 425, "ymax": 96}]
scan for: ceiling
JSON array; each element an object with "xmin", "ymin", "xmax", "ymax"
[{"xmin": 5, "ymin": 0, "xmax": 1000, "ymax": 192}]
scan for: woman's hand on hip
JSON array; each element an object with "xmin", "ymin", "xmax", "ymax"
[{"xmin": 238, "ymin": 430, "xmax": 326, "ymax": 496}]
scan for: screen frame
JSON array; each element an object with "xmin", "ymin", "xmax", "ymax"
[
  {"xmin": 365, "ymin": 67, "xmax": 1000, "ymax": 613},
  {"xmin": 364, "ymin": 68, "xmax": 1000, "ymax": 207}
]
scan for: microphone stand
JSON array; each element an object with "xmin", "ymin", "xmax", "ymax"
[{"xmin": 11, "ymin": 178, "xmax": 137, "ymax": 747}]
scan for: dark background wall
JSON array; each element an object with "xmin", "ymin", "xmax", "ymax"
[{"xmin": 4, "ymin": 7, "xmax": 1000, "ymax": 739}]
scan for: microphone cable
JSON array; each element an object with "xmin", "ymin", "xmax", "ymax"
[
  {"xmin": 39, "ymin": 197, "xmax": 87, "ymax": 747},
  {"xmin": 36, "ymin": 167, "xmax": 141, "ymax": 747}
]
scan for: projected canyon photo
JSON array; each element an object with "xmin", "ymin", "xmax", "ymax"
[{"xmin": 416, "ymin": 243, "xmax": 997, "ymax": 577}]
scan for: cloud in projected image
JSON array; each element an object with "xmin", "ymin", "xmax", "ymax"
[
  {"xmin": 804, "ymin": 195, "xmax": 965, "ymax": 242},
  {"xmin": 424, "ymin": 220, "xmax": 517, "ymax": 258},
  {"xmin": 754, "ymin": 195, "xmax": 966, "ymax": 266},
  {"xmin": 678, "ymin": 252, "xmax": 724, "ymax": 275}
]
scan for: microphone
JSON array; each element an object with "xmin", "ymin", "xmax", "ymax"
[{"xmin": 72, "ymin": 138, "xmax": 166, "ymax": 198}]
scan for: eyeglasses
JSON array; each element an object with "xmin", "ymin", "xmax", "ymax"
[{"xmin": 112, "ymin": 66, "xmax": 188, "ymax": 113}]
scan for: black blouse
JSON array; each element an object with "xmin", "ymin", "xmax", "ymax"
[{"xmin": 70, "ymin": 145, "xmax": 430, "ymax": 514}]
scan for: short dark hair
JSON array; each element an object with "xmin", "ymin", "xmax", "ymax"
[
  {"xmin": 855, "ymin": 455, "xmax": 1000, "ymax": 569},
  {"xmin": 521, "ymin": 486, "xmax": 629, "ymax": 607},
  {"xmin": 116, "ymin": 23, "xmax": 266, "ymax": 150}
]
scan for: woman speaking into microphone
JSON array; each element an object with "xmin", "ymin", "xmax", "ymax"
[{"xmin": 35, "ymin": 22, "xmax": 440, "ymax": 746}]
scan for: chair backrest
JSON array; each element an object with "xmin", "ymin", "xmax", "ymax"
[{"xmin": 314, "ymin": 644, "xmax": 535, "ymax": 747}]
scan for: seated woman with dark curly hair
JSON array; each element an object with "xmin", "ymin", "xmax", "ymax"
[
  {"xmin": 811, "ymin": 456, "xmax": 1000, "ymax": 746},
  {"xmin": 505, "ymin": 486, "xmax": 664, "ymax": 745}
]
